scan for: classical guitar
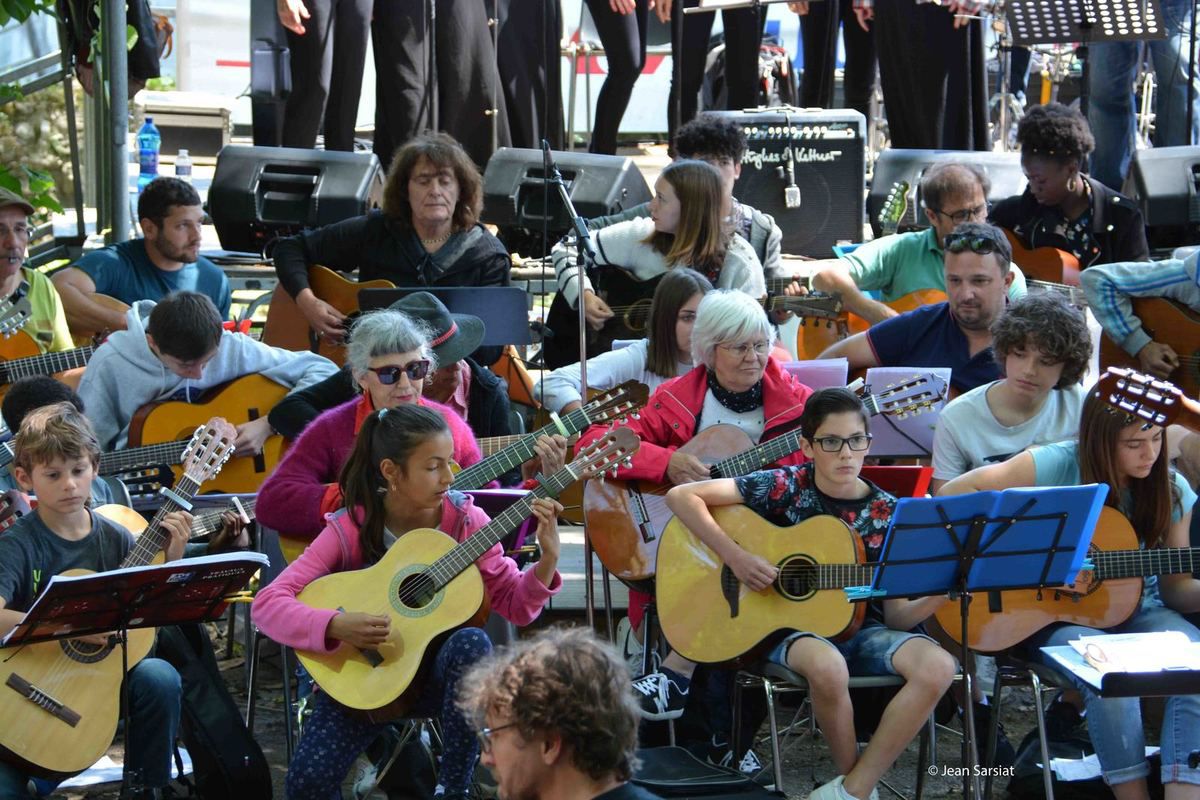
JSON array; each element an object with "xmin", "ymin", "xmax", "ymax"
[
  {"xmin": 585, "ymin": 375, "xmax": 947, "ymax": 591},
  {"xmin": 96, "ymin": 496, "xmax": 257, "ymax": 543},
  {"xmin": 795, "ymin": 287, "xmax": 948, "ymax": 361},
  {"xmin": 277, "ymin": 381, "xmax": 650, "ymax": 564},
  {"xmin": 1000, "ymin": 228, "xmax": 1081, "ymax": 287},
  {"xmin": 261, "ymin": 265, "xmax": 394, "ymax": 366},
  {"xmin": 126, "ymin": 374, "xmax": 289, "ymax": 494},
  {"xmin": 931, "ymin": 507, "xmax": 1200, "ymax": 653},
  {"xmin": 0, "ymin": 344, "xmax": 98, "ymax": 403},
  {"xmin": 0, "ymin": 422, "xmax": 234, "ymax": 777},
  {"xmin": 295, "ymin": 427, "xmax": 640, "ymax": 719},
  {"xmin": 657, "ymin": 508, "xmax": 870, "ymax": 664},
  {"xmin": 1097, "ymin": 299, "xmax": 1200, "ymax": 398}
]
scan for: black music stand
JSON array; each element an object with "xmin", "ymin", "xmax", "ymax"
[
  {"xmin": 1005, "ymin": 0, "xmax": 1166, "ymax": 117},
  {"xmin": 1, "ymin": 553, "xmax": 267, "ymax": 793},
  {"xmin": 851, "ymin": 484, "xmax": 1107, "ymax": 799}
]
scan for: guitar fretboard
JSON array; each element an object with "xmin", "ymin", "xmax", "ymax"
[
  {"xmin": 450, "ymin": 405, "xmax": 592, "ymax": 490},
  {"xmin": 99, "ymin": 439, "xmax": 189, "ymax": 475},
  {"xmin": 1094, "ymin": 547, "xmax": 1200, "ymax": 580},
  {"xmin": 122, "ymin": 474, "xmax": 201, "ymax": 567},
  {"xmin": 0, "ymin": 345, "xmax": 96, "ymax": 384},
  {"xmin": 190, "ymin": 497, "xmax": 258, "ymax": 540}
]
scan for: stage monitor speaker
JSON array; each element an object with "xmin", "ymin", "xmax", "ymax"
[
  {"xmin": 868, "ymin": 149, "xmax": 1026, "ymax": 238},
  {"xmin": 208, "ymin": 145, "xmax": 384, "ymax": 255},
  {"xmin": 482, "ymin": 148, "xmax": 652, "ymax": 257},
  {"xmin": 1127, "ymin": 145, "xmax": 1200, "ymax": 250},
  {"xmin": 711, "ymin": 108, "xmax": 865, "ymax": 257}
]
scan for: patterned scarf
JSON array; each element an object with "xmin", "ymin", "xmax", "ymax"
[{"xmin": 706, "ymin": 368, "xmax": 764, "ymax": 413}]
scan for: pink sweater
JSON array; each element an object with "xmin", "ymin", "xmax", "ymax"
[
  {"xmin": 251, "ymin": 492, "xmax": 561, "ymax": 653},
  {"xmin": 257, "ymin": 394, "xmax": 483, "ymax": 541}
]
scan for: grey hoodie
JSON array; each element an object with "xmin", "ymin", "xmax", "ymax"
[{"xmin": 78, "ymin": 300, "xmax": 340, "ymax": 450}]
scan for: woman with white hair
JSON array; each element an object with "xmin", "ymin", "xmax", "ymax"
[{"xmin": 257, "ymin": 308, "xmax": 485, "ymax": 544}]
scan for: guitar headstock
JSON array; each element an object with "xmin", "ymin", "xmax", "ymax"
[
  {"xmin": 861, "ymin": 374, "xmax": 947, "ymax": 419},
  {"xmin": 879, "ymin": 180, "xmax": 911, "ymax": 236},
  {"xmin": 0, "ymin": 294, "xmax": 32, "ymax": 339},
  {"xmin": 180, "ymin": 419, "xmax": 237, "ymax": 485},
  {"xmin": 772, "ymin": 291, "xmax": 844, "ymax": 320},
  {"xmin": 1094, "ymin": 367, "xmax": 1181, "ymax": 428},
  {"xmin": 570, "ymin": 427, "xmax": 641, "ymax": 481},
  {"xmin": 582, "ymin": 380, "xmax": 650, "ymax": 425},
  {"xmin": 0, "ymin": 489, "xmax": 31, "ymax": 533}
]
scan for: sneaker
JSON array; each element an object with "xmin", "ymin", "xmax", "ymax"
[
  {"xmin": 806, "ymin": 776, "xmax": 879, "ymax": 800},
  {"xmin": 706, "ymin": 738, "xmax": 765, "ymax": 776},
  {"xmin": 342, "ymin": 753, "xmax": 387, "ymax": 800},
  {"xmin": 632, "ymin": 671, "xmax": 688, "ymax": 720},
  {"xmin": 616, "ymin": 616, "xmax": 644, "ymax": 673},
  {"xmin": 968, "ymin": 702, "xmax": 1017, "ymax": 768}
]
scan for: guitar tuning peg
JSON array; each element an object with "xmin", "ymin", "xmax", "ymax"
[{"xmin": 622, "ymin": 457, "xmax": 634, "ymax": 468}]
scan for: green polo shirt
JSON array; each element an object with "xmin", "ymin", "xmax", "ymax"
[{"xmin": 843, "ymin": 227, "xmax": 1027, "ymax": 301}]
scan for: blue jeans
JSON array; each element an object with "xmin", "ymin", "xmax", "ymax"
[
  {"xmin": 767, "ymin": 620, "xmax": 938, "ymax": 676},
  {"xmin": 1088, "ymin": 0, "xmax": 1200, "ymax": 189},
  {"xmin": 1028, "ymin": 604, "xmax": 1200, "ymax": 787},
  {"xmin": 0, "ymin": 657, "xmax": 182, "ymax": 799}
]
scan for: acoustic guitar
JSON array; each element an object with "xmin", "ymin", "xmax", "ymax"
[
  {"xmin": 1097, "ymin": 298, "xmax": 1200, "ymax": 398},
  {"xmin": 1000, "ymin": 228, "xmax": 1081, "ymax": 287},
  {"xmin": 584, "ymin": 375, "xmax": 947, "ymax": 592},
  {"xmin": 67, "ymin": 294, "xmax": 129, "ymax": 348},
  {"xmin": 261, "ymin": 265, "xmax": 394, "ymax": 366},
  {"xmin": 0, "ymin": 422, "xmax": 234, "ymax": 777},
  {"xmin": 931, "ymin": 368, "xmax": 1200, "ymax": 653},
  {"xmin": 295, "ymin": 427, "xmax": 640, "ymax": 719},
  {"xmin": 127, "ymin": 374, "xmax": 289, "ymax": 494},
  {"xmin": 0, "ymin": 344, "xmax": 98, "ymax": 403},
  {"xmin": 96, "ymin": 496, "xmax": 257, "ymax": 543},
  {"xmin": 657, "ymin": 509, "xmax": 870, "ymax": 664}
]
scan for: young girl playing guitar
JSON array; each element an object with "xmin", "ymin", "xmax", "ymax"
[{"xmin": 252, "ymin": 404, "xmax": 563, "ymax": 799}]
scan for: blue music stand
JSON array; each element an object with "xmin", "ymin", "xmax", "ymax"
[{"xmin": 856, "ymin": 484, "xmax": 1108, "ymax": 798}]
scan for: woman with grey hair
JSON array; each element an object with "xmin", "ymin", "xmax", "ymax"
[
  {"xmin": 257, "ymin": 307, "xmax": 485, "ymax": 543},
  {"xmin": 576, "ymin": 290, "xmax": 814, "ymax": 723}
]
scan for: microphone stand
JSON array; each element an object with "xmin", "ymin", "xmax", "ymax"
[{"xmin": 541, "ymin": 140, "xmax": 612, "ymax": 636}]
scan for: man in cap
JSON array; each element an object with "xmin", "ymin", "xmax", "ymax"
[{"xmin": 0, "ymin": 188, "xmax": 75, "ymax": 353}]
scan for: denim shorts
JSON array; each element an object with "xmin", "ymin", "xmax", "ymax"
[{"xmin": 766, "ymin": 621, "xmax": 937, "ymax": 676}]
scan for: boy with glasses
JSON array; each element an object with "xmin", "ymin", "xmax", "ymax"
[
  {"xmin": 811, "ymin": 163, "xmax": 1027, "ymax": 325},
  {"xmin": 646, "ymin": 388, "xmax": 956, "ymax": 800},
  {"xmin": 819, "ymin": 222, "xmax": 1016, "ymax": 396}
]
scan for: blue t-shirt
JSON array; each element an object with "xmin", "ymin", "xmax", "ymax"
[
  {"xmin": 866, "ymin": 302, "xmax": 1000, "ymax": 395},
  {"xmin": 74, "ymin": 239, "xmax": 232, "ymax": 319}
]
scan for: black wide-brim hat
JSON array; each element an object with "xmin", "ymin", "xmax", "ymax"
[{"xmin": 388, "ymin": 291, "xmax": 485, "ymax": 365}]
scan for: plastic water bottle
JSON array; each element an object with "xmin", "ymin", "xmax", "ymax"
[
  {"xmin": 136, "ymin": 117, "xmax": 162, "ymax": 193},
  {"xmin": 175, "ymin": 148, "xmax": 193, "ymax": 184}
]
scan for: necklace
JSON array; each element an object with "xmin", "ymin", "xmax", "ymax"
[{"xmin": 420, "ymin": 232, "xmax": 452, "ymax": 247}]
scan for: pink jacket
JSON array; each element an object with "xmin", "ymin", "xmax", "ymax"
[
  {"xmin": 251, "ymin": 491, "xmax": 561, "ymax": 654},
  {"xmin": 577, "ymin": 358, "xmax": 813, "ymax": 483},
  {"xmin": 257, "ymin": 393, "xmax": 484, "ymax": 541}
]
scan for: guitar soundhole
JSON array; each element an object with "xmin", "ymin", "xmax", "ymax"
[
  {"xmin": 396, "ymin": 572, "xmax": 437, "ymax": 610},
  {"xmin": 777, "ymin": 556, "xmax": 817, "ymax": 601},
  {"xmin": 59, "ymin": 639, "xmax": 111, "ymax": 664}
]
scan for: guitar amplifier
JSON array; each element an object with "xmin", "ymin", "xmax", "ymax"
[
  {"xmin": 1126, "ymin": 145, "xmax": 1200, "ymax": 250},
  {"xmin": 712, "ymin": 108, "xmax": 865, "ymax": 257},
  {"xmin": 208, "ymin": 145, "xmax": 385, "ymax": 256},
  {"xmin": 868, "ymin": 150, "xmax": 1026, "ymax": 238},
  {"xmin": 481, "ymin": 148, "xmax": 652, "ymax": 257}
]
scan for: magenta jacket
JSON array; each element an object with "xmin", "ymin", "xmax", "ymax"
[
  {"xmin": 576, "ymin": 357, "xmax": 813, "ymax": 483},
  {"xmin": 257, "ymin": 393, "xmax": 484, "ymax": 541},
  {"xmin": 251, "ymin": 491, "xmax": 561, "ymax": 653}
]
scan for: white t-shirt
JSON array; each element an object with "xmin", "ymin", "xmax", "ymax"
[
  {"xmin": 931, "ymin": 380, "xmax": 1085, "ymax": 481},
  {"xmin": 698, "ymin": 390, "xmax": 766, "ymax": 444}
]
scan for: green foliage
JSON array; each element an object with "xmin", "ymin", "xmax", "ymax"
[
  {"xmin": 0, "ymin": 83, "xmax": 73, "ymax": 219},
  {"xmin": 0, "ymin": 165, "xmax": 63, "ymax": 217},
  {"xmin": 0, "ymin": 0, "xmax": 56, "ymax": 27}
]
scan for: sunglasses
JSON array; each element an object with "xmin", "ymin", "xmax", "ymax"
[
  {"xmin": 368, "ymin": 359, "xmax": 431, "ymax": 385},
  {"xmin": 943, "ymin": 232, "xmax": 1005, "ymax": 255}
]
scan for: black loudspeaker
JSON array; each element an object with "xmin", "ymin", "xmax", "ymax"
[
  {"xmin": 1127, "ymin": 145, "xmax": 1200, "ymax": 250},
  {"xmin": 481, "ymin": 148, "xmax": 652, "ymax": 257},
  {"xmin": 208, "ymin": 145, "xmax": 384, "ymax": 255},
  {"xmin": 868, "ymin": 149, "xmax": 1027, "ymax": 238},
  {"xmin": 712, "ymin": 108, "xmax": 865, "ymax": 257}
]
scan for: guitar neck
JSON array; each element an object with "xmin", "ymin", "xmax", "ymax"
[
  {"xmin": 0, "ymin": 345, "xmax": 96, "ymax": 384},
  {"xmin": 811, "ymin": 562, "xmax": 876, "ymax": 590},
  {"xmin": 190, "ymin": 497, "xmax": 258, "ymax": 540},
  {"xmin": 98, "ymin": 439, "xmax": 188, "ymax": 475},
  {"xmin": 1094, "ymin": 546, "xmax": 1200, "ymax": 581},
  {"xmin": 121, "ymin": 474, "xmax": 202, "ymax": 567},
  {"xmin": 478, "ymin": 434, "xmax": 526, "ymax": 457},
  {"xmin": 712, "ymin": 429, "xmax": 804, "ymax": 479},
  {"xmin": 449, "ymin": 405, "xmax": 593, "ymax": 489}
]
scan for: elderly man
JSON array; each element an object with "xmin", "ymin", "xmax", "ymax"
[{"xmin": 0, "ymin": 188, "xmax": 74, "ymax": 353}]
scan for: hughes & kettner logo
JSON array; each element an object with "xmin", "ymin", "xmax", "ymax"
[{"xmin": 743, "ymin": 147, "xmax": 843, "ymax": 170}]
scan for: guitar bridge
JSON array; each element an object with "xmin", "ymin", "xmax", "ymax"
[
  {"xmin": 720, "ymin": 565, "xmax": 740, "ymax": 618},
  {"xmin": 628, "ymin": 486, "xmax": 655, "ymax": 543},
  {"xmin": 6, "ymin": 673, "xmax": 81, "ymax": 726}
]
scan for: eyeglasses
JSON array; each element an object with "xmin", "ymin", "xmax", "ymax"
[
  {"xmin": 931, "ymin": 203, "xmax": 989, "ymax": 225},
  {"xmin": 368, "ymin": 359, "xmax": 431, "ymax": 385},
  {"xmin": 943, "ymin": 232, "xmax": 1005, "ymax": 256},
  {"xmin": 719, "ymin": 341, "xmax": 771, "ymax": 359},
  {"xmin": 811, "ymin": 434, "xmax": 874, "ymax": 453},
  {"xmin": 476, "ymin": 722, "xmax": 518, "ymax": 754},
  {"xmin": 0, "ymin": 224, "xmax": 30, "ymax": 239}
]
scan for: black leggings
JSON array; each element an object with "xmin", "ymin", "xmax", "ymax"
[
  {"xmin": 798, "ymin": 0, "xmax": 876, "ymax": 119},
  {"xmin": 584, "ymin": 0, "xmax": 650, "ymax": 155},
  {"xmin": 668, "ymin": 1, "xmax": 765, "ymax": 143}
]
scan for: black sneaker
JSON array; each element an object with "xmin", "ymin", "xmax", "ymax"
[
  {"xmin": 632, "ymin": 671, "xmax": 688, "ymax": 720},
  {"xmin": 970, "ymin": 702, "xmax": 1017, "ymax": 768}
]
